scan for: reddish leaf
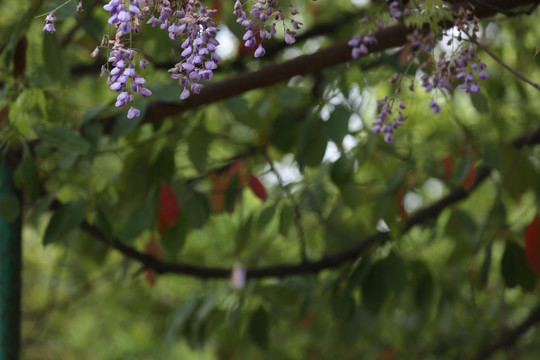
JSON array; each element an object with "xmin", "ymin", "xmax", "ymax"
[
  {"xmin": 298, "ymin": 311, "xmax": 314, "ymax": 329},
  {"xmin": 211, "ymin": 159, "xmax": 247, "ymax": 213},
  {"xmin": 226, "ymin": 158, "xmax": 246, "ymax": 187},
  {"xmin": 461, "ymin": 153, "xmax": 476, "ymax": 191},
  {"xmin": 248, "ymin": 173, "xmax": 267, "ymax": 201},
  {"xmin": 143, "ymin": 236, "xmax": 163, "ymax": 286},
  {"xmin": 211, "ymin": 172, "xmax": 227, "ymax": 212},
  {"xmin": 524, "ymin": 215, "xmax": 540, "ymax": 277},
  {"xmin": 378, "ymin": 348, "xmax": 395, "ymax": 360},
  {"xmin": 395, "ymin": 187, "xmax": 407, "ymax": 220},
  {"xmin": 441, "ymin": 156, "xmax": 453, "ymax": 180},
  {"xmin": 158, "ymin": 182, "xmax": 179, "ymax": 233}
]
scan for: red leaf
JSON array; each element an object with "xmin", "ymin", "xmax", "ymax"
[
  {"xmin": 395, "ymin": 187, "xmax": 406, "ymax": 220},
  {"xmin": 297, "ymin": 311, "xmax": 314, "ymax": 329},
  {"xmin": 143, "ymin": 236, "xmax": 163, "ymax": 286},
  {"xmin": 461, "ymin": 153, "xmax": 476, "ymax": 191},
  {"xmin": 441, "ymin": 156, "xmax": 453, "ymax": 180},
  {"xmin": 226, "ymin": 158, "xmax": 246, "ymax": 188},
  {"xmin": 158, "ymin": 182, "xmax": 179, "ymax": 234},
  {"xmin": 248, "ymin": 173, "xmax": 267, "ymax": 201},
  {"xmin": 211, "ymin": 172, "xmax": 227, "ymax": 212},
  {"xmin": 524, "ymin": 215, "xmax": 540, "ymax": 277}
]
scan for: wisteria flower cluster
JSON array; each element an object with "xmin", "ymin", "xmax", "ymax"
[
  {"xmin": 42, "ymin": 0, "xmax": 310, "ymax": 117},
  {"xmin": 43, "ymin": 0, "xmax": 222, "ymax": 117},
  {"xmin": 233, "ymin": 0, "xmax": 309, "ymax": 57},
  {"xmin": 349, "ymin": 3, "xmax": 489, "ymax": 142}
]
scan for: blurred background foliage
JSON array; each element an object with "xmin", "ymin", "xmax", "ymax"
[{"xmin": 1, "ymin": 0, "xmax": 540, "ymax": 359}]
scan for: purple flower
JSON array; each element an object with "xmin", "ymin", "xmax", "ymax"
[
  {"xmin": 284, "ymin": 29, "xmax": 296, "ymax": 45},
  {"xmin": 234, "ymin": 0, "xmax": 304, "ymax": 57},
  {"xmin": 389, "ymin": 1, "xmax": 402, "ymax": 19},
  {"xmin": 127, "ymin": 107, "xmax": 140, "ymax": 119},
  {"xmin": 43, "ymin": 11, "xmax": 56, "ymax": 33},
  {"xmin": 348, "ymin": 31, "xmax": 376, "ymax": 59},
  {"xmin": 429, "ymin": 99, "xmax": 441, "ymax": 114},
  {"xmin": 254, "ymin": 44, "xmax": 266, "ymax": 57},
  {"xmin": 180, "ymin": 87, "xmax": 190, "ymax": 100},
  {"xmin": 231, "ymin": 263, "xmax": 247, "ymax": 290}
]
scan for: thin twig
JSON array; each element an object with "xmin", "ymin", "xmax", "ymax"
[
  {"xmin": 263, "ymin": 151, "xmax": 308, "ymax": 263},
  {"xmin": 474, "ymin": 39, "xmax": 540, "ymax": 92},
  {"xmin": 470, "ymin": 306, "xmax": 540, "ymax": 360}
]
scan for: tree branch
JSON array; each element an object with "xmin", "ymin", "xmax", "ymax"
[
  {"xmin": 470, "ymin": 306, "xmax": 540, "ymax": 360},
  {"xmin": 76, "ymin": 124, "xmax": 540, "ymax": 279},
  {"xmin": 95, "ymin": 0, "xmax": 537, "ymax": 133}
]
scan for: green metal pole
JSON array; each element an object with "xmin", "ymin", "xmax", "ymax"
[{"xmin": 0, "ymin": 159, "xmax": 21, "ymax": 360}]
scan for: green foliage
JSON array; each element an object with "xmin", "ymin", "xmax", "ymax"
[{"xmin": 3, "ymin": 1, "xmax": 540, "ymax": 359}]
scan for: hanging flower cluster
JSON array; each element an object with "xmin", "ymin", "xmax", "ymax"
[
  {"xmin": 346, "ymin": 2, "xmax": 489, "ymax": 142},
  {"xmin": 43, "ymin": 0, "xmax": 222, "ymax": 117},
  {"xmin": 233, "ymin": 0, "xmax": 309, "ymax": 57}
]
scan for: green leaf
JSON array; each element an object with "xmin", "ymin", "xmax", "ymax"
[
  {"xmin": 337, "ymin": 181, "xmax": 363, "ymax": 210},
  {"xmin": 151, "ymin": 146, "xmax": 175, "ymax": 181},
  {"xmin": 330, "ymin": 155, "xmax": 354, "ymax": 186},
  {"xmin": 1, "ymin": 1, "xmax": 42, "ymax": 67},
  {"xmin": 0, "ymin": 194, "xmax": 20, "ymax": 222},
  {"xmin": 249, "ymin": 306, "xmax": 269, "ymax": 350},
  {"xmin": 19, "ymin": 145, "xmax": 40, "ymax": 200},
  {"xmin": 81, "ymin": 122, "xmax": 103, "ymax": 159},
  {"xmin": 225, "ymin": 96, "xmax": 266, "ymax": 131},
  {"xmin": 161, "ymin": 215, "xmax": 188, "ymax": 258},
  {"xmin": 187, "ymin": 127, "xmax": 211, "ymax": 172},
  {"xmin": 235, "ymin": 215, "xmax": 253, "ymax": 255},
  {"xmin": 279, "ymin": 205, "xmax": 294, "ymax": 236},
  {"xmin": 481, "ymin": 142, "xmax": 503, "ymax": 170},
  {"xmin": 500, "ymin": 147, "xmax": 538, "ymax": 199},
  {"xmin": 95, "ymin": 205, "xmax": 114, "ymax": 242},
  {"xmin": 296, "ymin": 115, "xmax": 328, "ymax": 169},
  {"xmin": 345, "ymin": 252, "xmax": 373, "ymax": 294},
  {"xmin": 382, "ymin": 251, "xmax": 407, "ymax": 294},
  {"xmin": 256, "ymin": 203, "xmax": 277, "ymax": 231},
  {"xmin": 325, "ymin": 105, "xmax": 350, "ymax": 144},
  {"xmin": 362, "ymin": 259, "xmax": 389, "ymax": 313},
  {"xmin": 178, "ymin": 190, "xmax": 209, "ymax": 230},
  {"xmin": 275, "ymin": 87, "xmax": 306, "ymax": 108},
  {"xmin": 117, "ymin": 190, "xmax": 156, "ymax": 243},
  {"xmin": 42, "ymin": 32, "xmax": 69, "ymax": 84},
  {"xmin": 166, "ymin": 294, "xmax": 200, "ymax": 344},
  {"xmin": 501, "ymin": 241, "xmax": 536, "ymax": 291},
  {"xmin": 385, "ymin": 165, "xmax": 407, "ymax": 191},
  {"xmin": 43, "ymin": 198, "xmax": 86, "ymax": 245},
  {"xmin": 451, "ymin": 149, "xmax": 472, "ymax": 185},
  {"xmin": 470, "ymin": 92, "xmax": 489, "ymax": 113},
  {"xmin": 446, "ymin": 209, "xmax": 477, "ymax": 261},
  {"xmin": 37, "ymin": 127, "xmax": 90, "ymax": 155},
  {"xmin": 270, "ymin": 110, "xmax": 301, "ymax": 153},
  {"xmin": 411, "ymin": 261, "xmax": 434, "ymax": 311},
  {"xmin": 151, "ymin": 84, "xmax": 181, "ymax": 103},
  {"xmin": 331, "ymin": 290, "xmax": 355, "ymax": 323}
]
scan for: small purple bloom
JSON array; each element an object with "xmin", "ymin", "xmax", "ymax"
[
  {"xmin": 127, "ymin": 106, "xmax": 140, "ymax": 119},
  {"xmin": 43, "ymin": 11, "xmax": 56, "ymax": 33},
  {"xmin": 254, "ymin": 44, "xmax": 266, "ymax": 58},
  {"xmin": 180, "ymin": 87, "xmax": 190, "ymax": 100},
  {"xmin": 429, "ymin": 99, "xmax": 441, "ymax": 114}
]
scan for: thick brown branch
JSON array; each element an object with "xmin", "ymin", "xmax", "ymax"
[{"xmin": 96, "ymin": 0, "xmax": 537, "ymax": 131}]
